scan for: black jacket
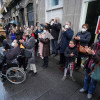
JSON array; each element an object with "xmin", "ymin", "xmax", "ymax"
[
  {"xmin": 76, "ymin": 31, "xmax": 91, "ymax": 47},
  {"xmin": 64, "ymin": 46, "xmax": 78, "ymax": 67},
  {"xmin": 49, "ymin": 23, "xmax": 61, "ymax": 40},
  {"xmin": 5, "ymin": 46, "xmax": 21, "ymax": 63}
]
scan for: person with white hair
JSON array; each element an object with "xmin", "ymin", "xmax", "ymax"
[{"xmin": 19, "ymin": 29, "xmax": 37, "ymax": 77}]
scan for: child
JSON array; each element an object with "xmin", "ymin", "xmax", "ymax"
[{"xmin": 62, "ymin": 40, "xmax": 78, "ymax": 81}]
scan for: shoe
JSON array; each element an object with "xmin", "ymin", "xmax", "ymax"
[
  {"xmin": 31, "ymin": 72, "xmax": 34, "ymax": 77},
  {"xmin": 51, "ymin": 52, "xmax": 55, "ymax": 55},
  {"xmin": 34, "ymin": 72, "xmax": 37, "ymax": 76},
  {"xmin": 53, "ymin": 53, "xmax": 58, "ymax": 57},
  {"xmin": 80, "ymin": 88, "xmax": 85, "ymax": 93},
  {"xmin": 28, "ymin": 70, "xmax": 33, "ymax": 74},
  {"xmin": 87, "ymin": 94, "xmax": 92, "ymax": 99},
  {"xmin": 62, "ymin": 76, "xmax": 66, "ymax": 81},
  {"xmin": 1, "ymin": 76, "xmax": 7, "ymax": 82},
  {"xmin": 70, "ymin": 76, "xmax": 76, "ymax": 81},
  {"xmin": 31, "ymin": 72, "xmax": 37, "ymax": 77}
]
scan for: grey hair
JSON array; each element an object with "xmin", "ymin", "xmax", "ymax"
[{"xmin": 66, "ymin": 21, "xmax": 71, "ymax": 25}]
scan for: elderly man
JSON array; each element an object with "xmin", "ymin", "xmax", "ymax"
[
  {"xmin": 49, "ymin": 17, "xmax": 61, "ymax": 56},
  {"xmin": 59, "ymin": 21, "xmax": 74, "ymax": 66}
]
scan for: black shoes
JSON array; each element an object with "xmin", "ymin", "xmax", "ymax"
[
  {"xmin": 1, "ymin": 76, "xmax": 7, "ymax": 82},
  {"xmin": 31, "ymin": 72, "xmax": 37, "ymax": 77},
  {"xmin": 28, "ymin": 70, "xmax": 33, "ymax": 74},
  {"xmin": 53, "ymin": 53, "xmax": 58, "ymax": 57}
]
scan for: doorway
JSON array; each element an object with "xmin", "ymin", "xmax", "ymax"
[
  {"xmin": 85, "ymin": 0, "xmax": 100, "ymax": 45},
  {"xmin": 27, "ymin": 3, "xmax": 34, "ymax": 26}
]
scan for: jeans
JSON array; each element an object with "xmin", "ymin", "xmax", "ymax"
[
  {"xmin": 83, "ymin": 68, "xmax": 97, "ymax": 94},
  {"xmin": 51, "ymin": 39, "xmax": 58, "ymax": 54}
]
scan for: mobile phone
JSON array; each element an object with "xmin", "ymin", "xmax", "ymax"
[{"xmin": 52, "ymin": 19, "xmax": 54, "ymax": 21}]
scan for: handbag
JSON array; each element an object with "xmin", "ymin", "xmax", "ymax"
[
  {"xmin": 24, "ymin": 50, "xmax": 32, "ymax": 58},
  {"xmin": 88, "ymin": 62, "xmax": 100, "ymax": 81},
  {"xmin": 79, "ymin": 45, "xmax": 87, "ymax": 54}
]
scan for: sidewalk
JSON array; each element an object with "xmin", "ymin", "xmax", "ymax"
[{"xmin": 53, "ymin": 54, "xmax": 100, "ymax": 98}]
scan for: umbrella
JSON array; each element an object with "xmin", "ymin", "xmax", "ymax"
[{"xmin": 9, "ymin": 20, "xmax": 19, "ymax": 25}]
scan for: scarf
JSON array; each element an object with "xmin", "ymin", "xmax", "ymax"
[{"xmin": 39, "ymin": 32, "xmax": 53, "ymax": 59}]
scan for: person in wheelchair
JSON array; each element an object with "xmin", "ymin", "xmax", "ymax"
[
  {"xmin": 1, "ymin": 39, "xmax": 21, "ymax": 81},
  {"xmin": 2, "ymin": 39, "xmax": 21, "ymax": 64}
]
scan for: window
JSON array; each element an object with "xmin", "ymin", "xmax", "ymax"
[
  {"xmin": 46, "ymin": 0, "xmax": 63, "ymax": 10},
  {"xmin": 52, "ymin": 0, "xmax": 59, "ymax": 6}
]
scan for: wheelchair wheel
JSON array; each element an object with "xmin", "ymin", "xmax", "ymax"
[{"xmin": 6, "ymin": 67, "xmax": 26, "ymax": 84}]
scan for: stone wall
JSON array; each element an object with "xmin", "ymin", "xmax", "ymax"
[
  {"xmin": 37, "ymin": 0, "xmax": 45, "ymax": 24},
  {"xmin": 37, "ymin": 0, "xmax": 82, "ymax": 34},
  {"xmin": 62, "ymin": 0, "xmax": 82, "ymax": 34}
]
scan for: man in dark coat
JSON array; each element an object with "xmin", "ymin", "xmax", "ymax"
[
  {"xmin": 59, "ymin": 21, "xmax": 74, "ymax": 66},
  {"xmin": 49, "ymin": 17, "xmax": 61, "ymax": 56}
]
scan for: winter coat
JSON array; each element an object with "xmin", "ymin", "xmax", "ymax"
[
  {"xmin": 49, "ymin": 23, "xmax": 61, "ymax": 40},
  {"xmin": 84, "ymin": 42, "xmax": 100, "ymax": 69},
  {"xmin": 76, "ymin": 31, "xmax": 91, "ymax": 47},
  {"xmin": 11, "ymin": 33, "xmax": 16, "ymax": 40},
  {"xmin": 60, "ymin": 28, "xmax": 74, "ymax": 53},
  {"xmin": 39, "ymin": 38, "xmax": 50, "ymax": 57},
  {"xmin": 5, "ymin": 46, "xmax": 21, "ymax": 63},
  {"xmin": 64, "ymin": 46, "xmax": 78, "ymax": 68},
  {"xmin": 23, "ymin": 36, "xmax": 35, "ymax": 64}
]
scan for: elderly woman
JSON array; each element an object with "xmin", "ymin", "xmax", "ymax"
[
  {"xmin": 19, "ymin": 29, "xmax": 37, "ymax": 77},
  {"xmin": 74, "ymin": 24, "xmax": 91, "ymax": 70},
  {"xmin": 80, "ymin": 33, "xmax": 100, "ymax": 99}
]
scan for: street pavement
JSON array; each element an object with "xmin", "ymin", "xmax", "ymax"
[{"xmin": 0, "ymin": 55, "xmax": 100, "ymax": 100}]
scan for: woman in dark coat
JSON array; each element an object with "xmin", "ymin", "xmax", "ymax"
[
  {"xmin": 39, "ymin": 26, "xmax": 53, "ymax": 68},
  {"xmin": 74, "ymin": 24, "xmax": 91, "ymax": 70},
  {"xmin": 80, "ymin": 33, "xmax": 100, "ymax": 99}
]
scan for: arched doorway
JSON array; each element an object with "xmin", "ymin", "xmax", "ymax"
[
  {"xmin": 20, "ymin": 8, "xmax": 25, "ymax": 26},
  {"xmin": 27, "ymin": 3, "xmax": 34, "ymax": 26}
]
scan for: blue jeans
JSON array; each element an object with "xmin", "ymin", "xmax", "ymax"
[
  {"xmin": 83, "ymin": 68, "xmax": 97, "ymax": 94},
  {"xmin": 51, "ymin": 39, "xmax": 58, "ymax": 54}
]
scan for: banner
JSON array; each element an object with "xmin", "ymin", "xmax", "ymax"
[{"xmin": 95, "ymin": 16, "xmax": 100, "ymax": 34}]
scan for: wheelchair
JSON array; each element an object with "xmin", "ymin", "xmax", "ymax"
[{"xmin": 0, "ymin": 53, "xmax": 27, "ymax": 84}]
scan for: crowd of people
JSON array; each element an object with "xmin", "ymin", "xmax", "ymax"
[{"xmin": 0, "ymin": 17, "xmax": 100, "ymax": 99}]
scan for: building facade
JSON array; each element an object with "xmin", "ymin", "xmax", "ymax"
[
  {"xmin": 1, "ymin": 0, "xmax": 100, "ymax": 42},
  {"xmin": 37, "ymin": 0, "xmax": 100, "ymax": 43},
  {"xmin": 0, "ymin": 0, "xmax": 37, "ymax": 27}
]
